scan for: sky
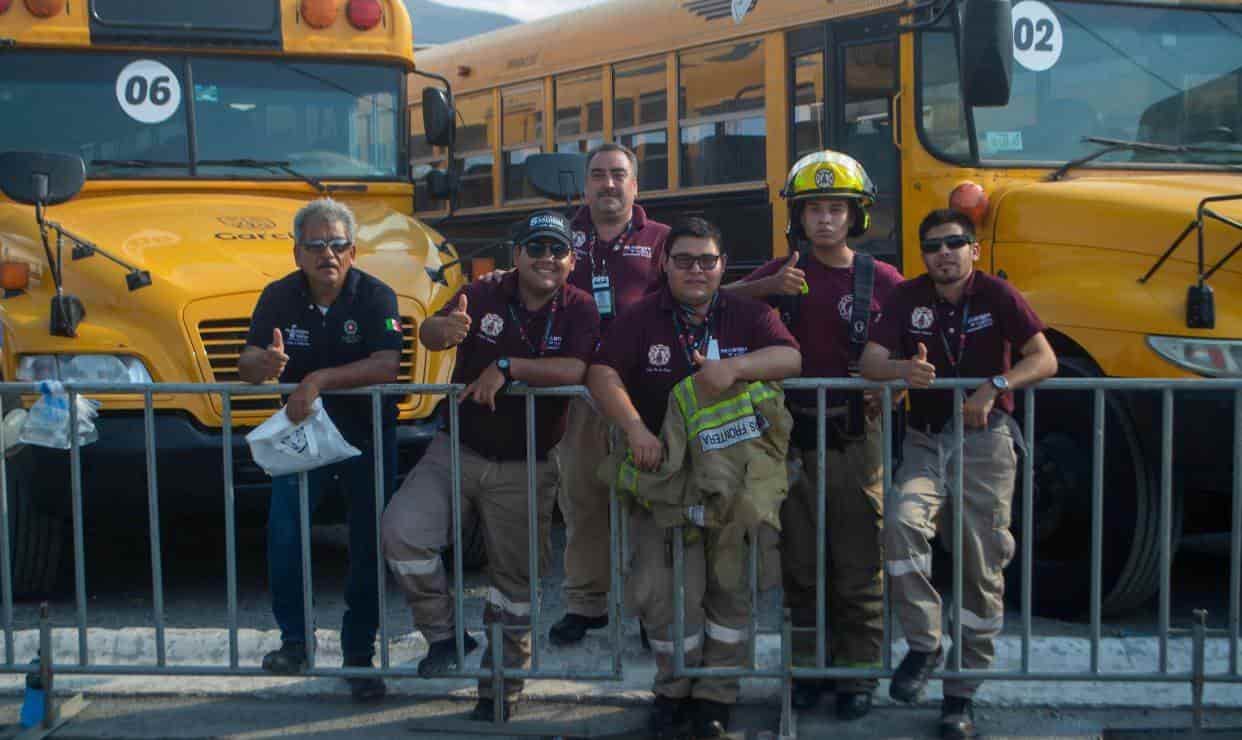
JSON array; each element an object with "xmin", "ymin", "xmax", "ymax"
[{"xmin": 437, "ymin": 0, "xmax": 607, "ymax": 22}]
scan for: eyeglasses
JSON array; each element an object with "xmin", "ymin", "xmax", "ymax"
[
  {"xmin": 522, "ymin": 242, "xmax": 572, "ymax": 259},
  {"xmin": 920, "ymin": 234, "xmax": 974, "ymax": 253},
  {"xmin": 300, "ymin": 238, "xmax": 353, "ymax": 254},
  {"xmin": 669, "ymin": 253, "xmax": 722, "ymax": 271}
]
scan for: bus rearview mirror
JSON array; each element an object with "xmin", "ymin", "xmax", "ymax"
[
  {"xmin": 525, "ymin": 152, "xmax": 586, "ymax": 202},
  {"xmin": 959, "ymin": 0, "xmax": 1013, "ymax": 108},
  {"xmin": 422, "ymin": 87, "xmax": 456, "ymax": 148},
  {"xmin": 0, "ymin": 151, "xmax": 86, "ymax": 207}
]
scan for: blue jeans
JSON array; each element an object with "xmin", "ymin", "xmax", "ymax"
[{"xmin": 267, "ymin": 428, "xmax": 396, "ymax": 661}]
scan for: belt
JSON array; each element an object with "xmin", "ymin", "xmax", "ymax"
[{"xmin": 788, "ymin": 403, "xmax": 850, "ymax": 420}]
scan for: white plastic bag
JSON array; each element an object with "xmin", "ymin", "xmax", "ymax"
[
  {"xmin": 18, "ymin": 381, "xmax": 100, "ymax": 449},
  {"xmin": 245, "ymin": 398, "xmax": 361, "ymax": 477}
]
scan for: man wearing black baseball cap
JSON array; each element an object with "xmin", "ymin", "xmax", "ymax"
[{"xmin": 381, "ymin": 210, "xmax": 600, "ymax": 720}]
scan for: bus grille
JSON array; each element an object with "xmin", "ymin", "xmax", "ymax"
[{"xmin": 197, "ymin": 317, "xmax": 418, "ymax": 414}]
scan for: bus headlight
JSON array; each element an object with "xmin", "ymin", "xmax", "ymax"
[
  {"xmin": 17, "ymin": 354, "xmax": 153, "ymax": 383},
  {"xmin": 1147, "ymin": 336, "xmax": 1242, "ymax": 377}
]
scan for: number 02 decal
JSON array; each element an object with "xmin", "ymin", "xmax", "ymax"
[
  {"xmin": 1011, "ymin": 1, "xmax": 1063, "ymax": 73},
  {"xmin": 115, "ymin": 60, "xmax": 182, "ymax": 124}
]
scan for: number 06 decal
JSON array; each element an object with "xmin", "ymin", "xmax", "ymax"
[
  {"xmin": 1011, "ymin": 1, "xmax": 1063, "ymax": 73},
  {"xmin": 115, "ymin": 60, "xmax": 182, "ymax": 124}
]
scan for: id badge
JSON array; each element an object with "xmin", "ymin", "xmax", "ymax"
[{"xmin": 592, "ymin": 275, "xmax": 614, "ymax": 318}]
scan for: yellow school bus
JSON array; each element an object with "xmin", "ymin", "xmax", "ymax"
[
  {"xmin": 0, "ymin": 0, "xmax": 464, "ymax": 592},
  {"xmin": 413, "ymin": 0, "xmax": 1242, "ymax": 617}
]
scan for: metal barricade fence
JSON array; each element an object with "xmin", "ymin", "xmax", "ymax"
[{"xmin": 0, "ymin": 377, "xmax": 1238, "ymax": 727}]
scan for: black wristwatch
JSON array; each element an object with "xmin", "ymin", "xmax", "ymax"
[{"xmin": 496, "ymin": 357, "xmax": 512, "ymax": 383}]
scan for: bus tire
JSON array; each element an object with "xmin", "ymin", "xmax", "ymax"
[
  {"xmin": 1005, "ymin": 356, "xmax": 1173, "ymax": 618},
  {"xmin": 5, "ymin": 442, "xmax": 67, "ymax": 597}
]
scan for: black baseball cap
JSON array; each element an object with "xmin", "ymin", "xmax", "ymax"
[{"xmin": 514, "ymin": 210, "xmax": 573, "ymax": 248}]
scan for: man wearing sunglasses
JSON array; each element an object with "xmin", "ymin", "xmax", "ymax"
[
  {"xmin": 381, "ymin": 210, "xmax": 600, "ymax": 721},
  {"xmin": 589, "ymin": 217, "xmax": 800, "ymax": 738},
  {"xmin": 860, "ymin": 209, "xmax": 1057, "ymax": 740},
  {"xmin": 240, "ymin": 198, "xmax": 404, "ymax": 702}
]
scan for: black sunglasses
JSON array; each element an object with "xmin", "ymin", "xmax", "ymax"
[
  {"xmin": 301, "ymin": 238, "xmax": 353, "ymax": 254},
  {"xmin": 669, "ymin": 253, "xmax": 722, "ymax": 271},
  {"xmin": 920, "ymin": 234, "xmax": 974, "ymax": 253},
  {"xmin": 522, "ymin": 242, "xmax": 572, "ymax": 259}
]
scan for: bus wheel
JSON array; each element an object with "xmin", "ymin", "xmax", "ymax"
[
  {"xmin": 5, "ymin": 439, "xmax": 67, "ymax": 597},
  {"xmin": 1005, "ymin": 357, "xmax": 1173, "ymax": 619}
]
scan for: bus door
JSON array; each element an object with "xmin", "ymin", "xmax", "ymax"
[{"xmin": 788, "ymin": 13, "xmax": 902, "ymax": 267}]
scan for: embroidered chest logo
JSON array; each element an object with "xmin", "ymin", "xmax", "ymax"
[
  {"xmin": 480, "ymin": 313, "xmax": 505, "ymax": 338},
  {"xmin": 572, "ymin": 230, "xmax": 588, "ymax": 250},
  {"xmin": 342, "ymin": 319, "xmax": 361, "ymax": 344},
  {"xmin": 837, "ymin": 294, "xmax": 854, "ymax": 321},
  {"xmin": 910, "ymin": 306, "xmax": 935, "ymax": 331},
  {"xmin": 965, "ymin": 312, "xmax": 994, "ymax": 333},
  {"xmin": 546, "ymin": 335, "xmax": 563, "ymax": 351},
  {"xmin": 285, "ymin": 325, "xmax": 311, "ymax": 348},
  {"xmin": 648, "ymin": 344, "xmax": 671, "ymax": 367},
  {"xmin": 623, "ymin": 244, "xmax": 654, "ymax": 259}
]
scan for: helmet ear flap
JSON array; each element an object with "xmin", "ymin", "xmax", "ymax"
[{"xmin": 847, "ymin": 203, "xmax": 871, "ymax": 238}]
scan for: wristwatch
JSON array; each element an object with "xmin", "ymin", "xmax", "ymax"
[
  {"xmin": 990, "ymin": 375, "xmax": 1010, "ymax": 394},
  {"xmin": 496, "ymin": 357, "xmax": 512, "ymax": 383}
]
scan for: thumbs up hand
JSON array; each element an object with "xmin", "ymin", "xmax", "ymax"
[
  {"xmin": 259, "ymin": 328, "xmax": 289, "ymax": 381},
  {"xmin": 445, "ymin": 293, "xmax": 472, "ymax": 346},
  {"xmin": 691, "ymin": 348, "xmax": 737, "ymax": 401},
  {"xmin": 904, "ymin": 341, "xmax": 936, "ymax": 389},
  {"xmin": 768, "ymin": 251, "xmax": 807, "ymax": 296}
]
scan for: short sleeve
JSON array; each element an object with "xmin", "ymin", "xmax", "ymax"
[
  {"xmin": 560, "ymin": 294, "xmax": 602, "ymax": 362},
  {"xmin": 245, "ymin": 284, "xmax": 280, "ymax": 349},
  {"xmin": 870, "ymin": 289, "xmax": 907, "ymax": 353},
  {"xmin": 1002, "ymin": 283, "xmax": 1046, "ymax": 349},
  {"xmin": 363, "ymin": 283, "xmax": 405, "ymax": 354},
  {"xmin": 741, "ymin": 258, "xmax": 785, "ymax": 308}
]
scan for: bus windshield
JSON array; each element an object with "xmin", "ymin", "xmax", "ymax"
[
  {"xmin": 920, "ymin": 1, "xmax": 1242, "ymax": 168},
  {"xmin": 0, "ymin": 51, "xmax": 404, "ymax": 181}
]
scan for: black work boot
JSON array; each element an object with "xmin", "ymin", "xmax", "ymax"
[
  {"xmin": 940, "ymin": 695, "xmax": 977, "ymax": 739},
  {"xmin": 417, "ymin": 633, "xmax": 479, "ymax": 678},
  {"xmin": 835, "ymin": 690, "xmax": 873, "ymax": 720},
  {"xmin": 548, "ymin": 613, "xmax": 608, "ymax": 646},
  {"xmin": 691, "ymin": 698, "xmax": 732, "ymax": 738},
  {"xmin": 260, "ymin": 641, "xmax": 308, "ymax": 674},
  {"xmin": 889, "ymin": 646, "xmax": 942, "ymax": 703},
  {"xmin": 647, "ymin": 695, "xmax": 690, "ymax": 739},
  {"xmin": 470, "ymin": 695, "xmax": 518, "ymax": 722},
  {"xmin": 791, "ymin": 678, "xmax": 827, "ymax": 710},
  {"xmin": 343, "ymin": 654, "xmax": 386, "ymax": 703}
]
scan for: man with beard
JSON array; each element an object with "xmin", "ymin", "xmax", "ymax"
[
  {"xmin": 860, "ymin": 208, "xmax": 1057, "ymax": 739},
  {"xmin": 381, "ymin": 210, "xmax": 600, "ymax": 721}
]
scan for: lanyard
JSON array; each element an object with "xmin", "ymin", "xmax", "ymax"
[
  {"xmin": 938, "ymin": 298, "xmax": 971, "ymax": 376},
  {"xmin": 671, "ymin": 294, "xmax": 717, "ymax": 368},
  {"xmin": 507, "ymin": 292, "xmax": 559, "ymax": 357},
  {"xmin": 587, "ymin": 220, "xmax": 634, "ymax": 276}
]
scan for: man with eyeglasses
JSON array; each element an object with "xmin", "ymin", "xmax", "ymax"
[
  {"xmin": 589, "ymin": 217, "xmax": 800, "ymax": 738},
  {"xmin": 381, "ymin": 210, "xmax": 600, "ymax": 721},
  {"xmin": 239, "ymin": 198, "xmax": 404, "ymax": 702},
  {"xmin": 860, "ymin": 208, "xmax": 1057, "ymax": 740}
]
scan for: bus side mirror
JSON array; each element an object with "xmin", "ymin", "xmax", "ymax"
[
  {"xmin": 959, "ymin": 0, "xmax": 1013, "ymax": 107},
  {"xmin": 525, "ymin": 152, "xmax": 586, "ymax": 202},
  {"xmin": 422, "ymin": 87, "xmax": 455, "ymax": 148},
  {"xmin": 0, "ymin": 151, "xmax": 86, "ymax": 206},
  {"xmin": 425, "ymin": 169, "xmax": 457, "ymax": 200}
]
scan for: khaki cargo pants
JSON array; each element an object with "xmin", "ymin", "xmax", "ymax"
[
  {"xmin": 381, "ymin": 433, "xmax": 556, "ymax": 699},
  {"xmin": 626, "ymin": 506, "xmax": 775, "ymax": 704},
  {"xmin": 554, "ymin": 397, "xmax": 613, "ymax": 618},
  {"xmin": 886, "ymin": 412, "xmax": 1019, "ymax": 698},
  {"xmin": 781, "ymin": 416, "xmax": 885, "ymax": 692}
]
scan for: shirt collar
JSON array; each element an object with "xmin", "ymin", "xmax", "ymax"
[
  {"xmin": 925, "ymin": 269, "xmax": 979, "ymax": 305},
  {"xmin": 501, "ymin": 269, "xmax": 560, "ymax": 315},
  {"xmin": 658, "ymin": 283, "xmax": 727, "ymax": 314}
]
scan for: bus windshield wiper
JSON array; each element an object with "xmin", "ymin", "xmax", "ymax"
[
  {"xmin": 196, "ymin": 158, "xmax": 367, "ymax": 193},
  {"xmin": 90, "ymin": 159, "xmax": 191, "ymax": 169},
  {"xmin": 1048, "ymin": 137, "xmax": 1236, "ymax": 182}
]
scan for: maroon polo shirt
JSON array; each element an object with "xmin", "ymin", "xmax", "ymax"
[
  {"xmin": 437, "ymin": 271, "xmax": 600, "ymax": 460},
  {"xmin": 568, "ymin": 205, "xmax": 669, "ymax": 332},
  {"xmin": 870, "ymin": 271, "xmax": 1046, "ymax": 430},
  {"xmin": 593, "ymin": 286, "xmax": 799, "ymax": 435},
  {"xmin": 744, "ymin": 253, "xmax": 903, "ymax": 406}
]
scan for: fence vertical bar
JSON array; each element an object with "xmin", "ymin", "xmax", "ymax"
[
  {"xmin": 143, "ymin": 390, "xmax": 166, "ymax": 667},
  {"xmin": 749, "ymin": 528, "xmax": 759, "ymax": 670},
  {"xmin": 1021, "ymin": 388, "xmax": 1034, "ymax": 674},
  {"xmin": 298, "ymin": 470, "xmax": 315, "ymax": 667},
  {"xmin": 1091, "ymin": 389, "xmax": 1105, "ymax": 674},
  {"xmin": 372, "ymin": 390, "xmax": 388, "ymax": 671},
  {"xmin": 69, "ymin": 391, "xmax": 87, "ymax": 665},
  {"xmin": 0, "ymin": 394, "xmax": 14, "ymax": 666},
  {"xmin": 1159, "ymin": 388, "xmax": 1174, "ymax": 673},
  {"xmin": 1232, "ymin": 390, "xmax": 1241, "ymax": 677},
  {"xmin": 450, "ymin": 390, "xmax": 466, "ymax": 667},
  {"xmin": 881, "ymin": 385, "xmax": 894, "ymax": 671},
  {"xmin": 525, "ymin": 393, "xmax": 540, "ymax": 671},
  {"xmin": 610, "ymin": 478, "xmax": 622, "ymax": 678},
  {"xmin": 815, "ymin": 387, "xmax": 827, "ymax": 671},
  {"xmin": 951, "ymin": 389, "xmax": 964, "ymax": 672},
  {"xmin": 673, "ymin": 525, "xmax": 686, "ymax": 674},
  {"xmin": 222, "ymin": 393, "xmax": 239, "ymax": 669}
]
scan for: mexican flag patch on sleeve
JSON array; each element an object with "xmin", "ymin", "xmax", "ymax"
[{"xmin": 385, "ymin": 317, "xmax": 402, "ymax": 332}]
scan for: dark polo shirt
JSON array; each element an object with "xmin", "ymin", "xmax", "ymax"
[
  {"xmin": 870, "ymin": 271, "xmax": 1046, "ymax": 430},
  {"xmin": 745, "ymin": 254, "xmax": 903, "ymax": 406},
  {"xmin": 594, "ymin": 286, "xmax": 799, "ymax": 435},
  {"xmin": 246, "ymin": 268, "xmax": 404, "ymax": 446},
  {"xmin": 568, "ymin": 205, "xmax": 669, "ymax": 332},
  {"xmin": 437, "ymin": 271, "xmax": 600, "ymax": 460}
]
